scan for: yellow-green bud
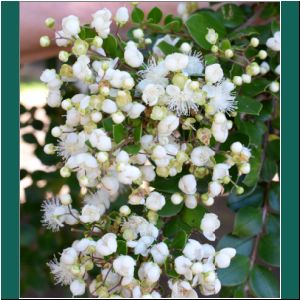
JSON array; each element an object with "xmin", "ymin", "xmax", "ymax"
[
  {"xmin": 172, "ymin": 73, "xmax": 188, "ymax": 90},
  {"xmin": 58, "ymin": 50, "xmax": 69, "ymax": 62},
  {"xmin": 92, "ymin": 36, "xmax": 103, "ymax": 48},
  {"xmin": 40, "ymin": 35, "xmax": 50, "ymax": 47},
  {"xmin": 45, "ymin": 17, "xmax": 55, "ymax": 28},
  {"xmin": 72, "ymin": 39, "xmax": 89, "ymax": 56},
  {"xmin": 147, "ymin": 211, "xmax": 159, "ymax": 224}
]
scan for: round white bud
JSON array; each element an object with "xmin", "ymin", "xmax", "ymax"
[
  {"xmin": 145, "ymin": 38, "xmax": 152, "ymax": 44},
  {"xmin": 61, "ymin": 99, "xmax": 72, "ymax": 110},
  {"xmin": 60, "ymin": 194, "xmax": 72, "ymax": 205},
  {"xmin": 112, "ymin": 111, "xmax": 125, "ymax": 124},
  {"xmin": 60, "ymin": 166, "xmax": 71, "ymax": 177},
  {"xmin": 240, "ymin": 163, "xmax": 251, "ymax": 174},
  {"xmin": 40, "ymin": 35, "xmax": 50, "ymax": 47},
  {"xmin": 191, "ymin": 262, "xmax": 203, "ymax": 274},
  {"xmin": 211, "ymin": 45, "xmax": 218, "ymax": 53},
  {"xmin": 92, "ymin": 36, "xmax": 103, "ymax": 48},
  {"xmin": 119, "ymin": 205, "xmax": 131, "ymax": 216},
  {"xmin": 58, "ymin": 51, "xmax": 69, "ymax": 62},
  {"xmin": 51, "ymin": 126, "xmax": 62, "ymax": 137},
  {"xmin": 233, "ymin": 76, "xmax": 243, "ymax": 86},
  {"xmin": 133, "ymin": 28, "xmax": 144, "ymax": 39},
  {"xmin": 96, "ymin": 151, "xmax": 109, "ymax": 163},
  {"xmin": 225, "ymin": 49, "xmax": 234, "ymax": 58},
  {"xmin": 242, "ymin": 74, "xmax": 252, "ymax": 84},
  {"xmin": 44, "ymin": 143, "xmax": 55, "ymax": 154},
  {"xmin": 171, "ymin": 193, "xmax": 184, "ymax": 205},
  {"xmin": 180, "ymin": 42, "xmax": 191, "ymax": 54},
  {"xmin": 269, "ymin": 81, "xmax": 279, "ymax": 93},
  {"xmin": 100, "ymin": 86, "xmax": 110, "ymax": 96},
  {"xmin": 250, "ymin": 37, "xmax": 259, "ymax": 48},
  {"xmin": 70, "ymin": 279, "xmax": 85, "ymax": 296},
  {"xmin": 230, "ymin": 142, "xmax": 243, "ymax": 154},
  {"xmin": 91, "ymin": 111, "xmax": 103, "ymax": 123},
  {"xmin": 79, "ymin": 176, "xmax": 89, "ymax": 186},
  {"xmin": 258, "ymin": 50, "xmax": 268, "ymax": 60}
]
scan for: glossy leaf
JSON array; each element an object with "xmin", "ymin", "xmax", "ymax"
[
  {"xmin": 237, "ymin": 96, "xmax": 263, "ymax": 115},
  {"xmin": 258, "ymin": 234, "xmax": 280, "ymax": 267}
]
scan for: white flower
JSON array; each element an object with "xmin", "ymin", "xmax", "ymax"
[
  {"xmin": 190, "ymin": 146, "xmax": 215, "ymax": 167},
  {"xmin": 101, "ymin": 176, "xmax": 120, "ymax": 195},
  {"xmin": 215, "ymin": 248, "xmax": 236, "ymax": 268},
  {"xmin": 118, "ymin": 165, "xmax": 141, "ymax": 184},
  {"xmin": 183, "ymin": 239, "xmax": 203, "ymax": 261},
  {"xmin": 175, "ymin": 256, "xmax": 193, "ymax": 280},
  {"xmin": 150, "ymin": 242, "xmax": 169, "ymax": 265},
  {"xmin": 200, "ymin": 213, "xmax": 220, "ymax": 241},
  {"xmin": 153, "ymin": 35, "xmax": 180, "ymax": 57},
  {"xmin": 126, "ymin": 102, "xmax": 146, "ymax": 119},
  {"xmin": 140, "ymin": 165, "xmax": 156, "ymax": 182},
  {"xmin": 183, "ymin": 52, "xmax": 204, "ymax": 76},
  {"xmin": 208, "ymin": 181, "xmax": 223, "ymax": 197},
  {"xmin": 138, "ymin": 262, "xmax": 161, "ymax": 284},
  {"xmin": 157, "ymin": 115, "xmax": 179, "ymax": 136},
  {"xmin": 60, "ymin": 247, "xmax": 78, "ymax": 265},
  {"xmin": 47, "ymin": 257, "xmax": 76, "ymax": 285},
  {"xmin": 89, "ymin": 129, "xmax": 112, "ymax": 151},
  {"xmin": 212, "ymin": 163, "xmax": 230, "ymax": 181},
  {"xmin": 205, "ymin": 28, "xmax": 218, "ymax": 44},
  {"xmin": 166, "ymin": 82, "xmax": 200, "ymax": 116},
  {"xmin": 137, "ymin": 57, "xmax": 169, "ymax": 91},
  {"xmin": 230, "ymin": 141, "xmax": 243, "ymax": 154},
  {"xmin": 72, "ymin": 55, "xmax": 92, "ymax": 81},
  {"xmin": 211, "ymin": 113, "xmax": 230, "ymax": 143},
  {"xmin": 142, "ymin": 84, "xmax": 165, "ymax": 106},
  {"xmin": 104, "ymin": 69, "xmax": 133, "ymax": 89},
  {"xmin": 260, "ymin": 62, "xmax": 270, "ymax": 75},
  {"xmin": 115, "ymin": 7, "xmax": 129, "ymax": 26},
  {"xmin": 102, "ymin": 99, "xmax": 118, "ymax": 114},
  {"xmin": 240, "ymin": 162, "xmax": 251, "ymax": 174},
  {"xmin": 70, "ymin": 279, "xmax": 85, "ymax": 296},
  {"xmin": 145, "ymin": 192, "xmax": 166, "ymax": 211},
  {"xmin": 55, "ymin": 30, "xmax": 72, "ymax": 47},
  {"xmin": 165, "ymin": 53, "xmax": 189, "ymax": 72},
  {"xmin": 179, "ymin": 174, "xmax": 197, "ymax": 195},
  {"xmin": 73, "ymin": 238, "xmax": 96, "ymax": 253},
  {"xmin": 101, "ymin": 268, "xmax": 121, "ymax": 290},
  {"xmin": 62, "ymin": 15, "xmax": 80, "ymax": 36},
  {"xmin": 113, "ymin": 255, "xmax": 136, "ymax": 278},
  {"xmin": 65, "ymin": 108, "xmax": 80, "ymax": 127},
  {"xmin": 200, "ymin": 278, "xmax": 221, "ymax": 296},
  {"xmin": 80, "ymin": 204, "xmax": 103, "ymax": 223},
  {"xmin": 124, "ymin": 42, "xmax": 144, "ymax": 68},
  {"xmin": 205, "ymin": 64, "xmax": 224, "ymax": 84},
  {"xmin": 41, "ymin": 198, "xmax": 68, "ymax": 232},
  {"xmin": 91, "ymin": 8, "xmax": 112, "ymax": 38},
  {"xmin": 275, "ymin": 64, "xmax": 280, "ymax": 75},
  {"xmin": 266, "ymin": 31, "xmax": 280, "ymax": 51},
  {"xmin": 203, "ymin": 80, "xmax": 236, "ymax": 114},
  {"xmin": 47, "ymin": 90, "xmax": 62, "ymax": 107},
  {"xmin": 169, "ymin": 280, "xmax": 198, "ymax": 298},
  {"xmin": 40, "ymin": 69, "xmax": 56, "ymax": 83},
  {"xmin": 133, "ymin": 28, "xmax": 144, "ymax": 39},
  {"xmin": 96, "ymin": 233, "xmax": 118, "ymax": 256}
]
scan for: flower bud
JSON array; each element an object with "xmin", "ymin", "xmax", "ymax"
[
  {"xmin": 225, "ymin": 49, "xmax": 234, "ymax": 58},
  {"xmin": 123, "ymin": 228, "xmax": 135, "ymax": 241},
  {"xmin": 79, "ymin": 176, "xmax": 89, "ymax": 186},
  {"xmin": 61, "ymin": 99, "xmax": 72, "ymax": 110},
  {"xmin": 70, "ymin": 279, "xmax": 85, "ymax": 296},
  {"xmin": 115, "ymin": 7, "xmax": 129, "ymax": 27},
  {"xmin": 205, "ymin": 28, "xmax": 218, "ymax": 44},
  {"xmin": 92, "ymin": 36, "xmax": 103, "ymax": 48},
  {"xmin": 91, "ymin": 111, "xmax": 102, "ymax": 123},
  {"xmin": 258, "ymin": 50, "xmax": 268, "ymax": 60},
  {"xmin": 60, "ymin": 194, "xmax": 72, "ymax": 205},
  {"xmin": 119, "ymin": 205, "xmax": 131, "ymax": 216},
  {"xmin": 100, "ymin": 86, "xmax": 110, "ymax": 96},
  {"xmin": 233, "ymin": 76, "xmax": 243, "ymax": 86},
  {"xmin": 211, "ymin": 45, "xmax": 218, "ymax": 53},
  {"xmin": 242, "ymin": 74, "xmax": 252, "ymax": 84},
  {"xmin": 180, "ymin": 42, "xmax": 192, "ymax": 54},
  {"xmin": 60, "ymin": 166, "xmax": 71, "ymax": 177},
  {"xmin": 202, "ymin": 196, "xmax": 214, "ymax": 206},
  {"xmin": 172, "ymin": 73, "xmax": 188, "ymax": 89},
  {"xmin": 171, "ymin": 193, "xmax": 184, "ymax": 205},
  {"xmin": 236, "ymin": 186, "xmax": 244, "ymax": 195},
  {"xmin": 250, "ymin": 37, "xmax": 259, "ymax": 47},
  {"xmin": 269, "ymin": 81, "xmax": 279, "ymax": 93},
  {"xmin": 145, "ymin": 38, "xmax": 152, "ymax": 44},
  {"xmin": 184, "ymin": 195, "xmax": 197, "ymax": 209},
  {"xmin": 147, "ymin": 210, "xmax": 159, "ymax": 224},
  {"xmin": 112, "ymin": 111, "xmax": 125, "ymax": 124},
  {"xmin": 96, "ymin": 151, "xmax": 108, "ymax": 163},
  {"xmin": 133, "ymin": 28, "xmax": 144, "ymax": 39},
  {"xmin": 45, "ymin": 17, "xmax": 55, "ymax": 28},
  {"xmin": 246, "ymin": 62, "xmax": 260, "ymax": 76},
  {"xmin": 230, "ymin": 141, "xmax": 243, "ymax": 154},
  {"xmin": 51, "ymin": 126, "xmax": 62, "ymax": 137},
  {"xmin": 191, "ymin": 262, "xmax": 203, "ymax": 274},
  {"xmin": 40, "ymin": 35, "xmax": 50, "ymax": 47},
  {"xmin": 44, "ymin": 143, "xmax": 55, "ymax": 154},
  {"xmin": 123, "ymin": 77, "xmax": 135, "ymax": 90},
  {"xmin": 72, "ymin": 39, "xmax": 89, "ymax": 56},
  {"xmin": 240, "ymin": 162, "xmax": 251, "ymax": 174},
  {"xmin": 58, "ymin": 50, "xmax": 69, "ymax": 62}
]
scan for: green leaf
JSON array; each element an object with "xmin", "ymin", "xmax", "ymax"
[
  {"xmin": 228, "ymin": 27, "xmax": 259, "ymax": 40},
  {"xmin": 181, "ymin": 205, "xmax": 206, "ymax": 229},
  {"xmin": 102, "ymin": 118, "xmax": 114, "ymax": 132},
  {"xmin": 158, "ymin": 198, "xmax": 184, "ymax": 217},
  {"xmin": 102, "ymin": 34, "xmax": 119, "ymax": 58},
  {"xmin": 23, "ymin": 133, "xmax": 39, "ymax": 144},
  {"xmin": 163, "ymin": 218, "xmax": 191, "ymax": 237},
  {"xmin": 132, "ymin": 7, "xmax": 144, "ymax": 23},
  {"xmin": 204, "ymin": 54, "xmax": 218, "ymax": 65},
  {"xmin": 230, "ymin": 64, "xmax": 243, "ymax": 77},
  {"xmin": 261, "ymin": 157, "xmax": 277, "ymax": 182},
  {"xmin": 237, "ymin": 96, "xmax": 263, "ymax": 115},
  {"xmin": 240, "ymin": 78, "xmax": 270, "ymax": 97},
  {"xmin": 186, "ymin": 11, "xmax": 226, "ymax": 50},
  {"xmin": 233, "ymin": 207, "xmax": 263, "ymax": 237},
  {"xmin": 243, "ymin": 148, "xmax": 263, "ymax": 187},
  {"xmin": 123, "ymin": 144, "xmax": 141, "ymax": 155},
  {"xmin": 217, "ymin": 235, "xmax": 254, "ymax": 256},
  {"xmin": 157, "ymin": 41, "xmax": 179, "ymax": 55},
  {"xmin": 218, "ymin": 255, "xmax": 250, "ymax": 287},
  {"xmin": 258, "ymin": 234, "xmax": 280, "ymax": 267},
  {"xmin": 78, "ymin": 26, "xmax": 97, "ymax": 40},
  {"xmin": 228, "ymin": 185, "xmax": 263, "ymax": 211},
  {"xmin": 233, "ymin": 285, "xmax": 246, "ymax": 298},
  {"xmin": 266, "ymin": 214, "xmax": 280, "ymax": 235},
  {"xmin": 147, "ymin": 7, "xmax": 163, "ymax": 23},
  {"xmin": 218, "ymin": 4, "xmax": 246, "ymax": 28},
  {"xmin": 151, "ymin": 173, "xmax": 185, "ymax": 194},
  {"xmin": 249, "ymin": 265, "xmax": 280, "ymax": 297},
  {"xmin": 260, "ymin": 3, "xmax": 280, "ymax": 19},
  {"xmin": 271, "ymin": 20, "xmax": 280, "ymax": 35},
  {"xmin": 117, "ymin": 240, "xmax": 128, "ymax": 255},
  {"xmin": 164, "ymin": 19, "xmax": 182, "ymax": 32},
  {"xmin": 268, "ymin": 183, "xmax": 280, "ymax": 213},
  {"xmin": 164, "ymin": 257, "xmax": 179, "ymax": 279},
  {"xmin": 133, "ymin": 123, "xmax": 142, "ymax": 142},
  {"xmin": 220, "ymin": 132, "xmax": 249, "ymax": 151},
  {"xmin": 266, "ymin": 139, "xmax": 280, "ymax": 161},
  {"xmin": 113, "ymin": 124, "xmax": 125, "ymax": 144},
  {"xmin": 171, "ymin": 230, "xmax": 188, "ymax": 250},
  {"xmin": 220, "ymin": 39, "xmax": 232, "ymax": 51}
]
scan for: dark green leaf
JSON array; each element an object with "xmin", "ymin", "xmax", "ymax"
[
  {"xmin": 243, "ymin": 148, "xmax": 263, "ymax": 187},
  {"xmin": 204, "ymin": 54, "xmax": 218, "ymax": 65},
  {"xmin": 157, "ymin": 41, "xmax": 179, "ymax": 55},
  {"xmin": 228, "ymin": 27, "xmax": 259, "ymax": 40},
  {"xmin": 117, "ymin": 240, "xmax": 128, "ymax": 255},
  {"xmin": 181, "ymin": 205, "xmax": 206, "ymax": 229},
  {"xmin": 266, "ymin": 214, "xmax": 280, "ymax": 235},
  {"xmin": 233, "ymin": 285, "xmax": 246, "ymax": 298},
  {"xmin": 163, "ymin": 218, "xmax": 192, "ymax": 237},
  {"xmin": 102, "ymin": 34, "xmax": 119, "ymax": 58},
  {"xmin": 218, "ymin": 4, "xmax": 246, "ymax": 28},
  {"xmin": 258, "ymin": 234, "xmax": 280, "ymax": 267},
  {"xmin": 261, "ymin": 157, "xmax": 277, "ymax": 182},
  {"xmin": 237, "ymin": 96, "xmax": 263, "ymax": 115},
  {"xmin": 218, "ymin": 255, "xmax": 250, "ymax": 286},
  {"xmin": 268, "ymin": 183, "xmax": 280, "ymax": 213},
  {"xmin": 217, "ymin": 234, "xmax": 254, "ymax": 256},
  {"xmin": 123, "ymin": 144, "xmax": 141, "ymax": 155},
  {"xmin": 147, "ymin": 7, "xmax": 163, "ymax": 23},
  {"xmin": 260, "ymin": 3, "xmax": 280, "ymax": 19},
  {"xmin": 220, "ymin": 39, "xmax": 232, "ymax": 51},
  {"xmin": 151, "ymin": 172, "xmax": 185, "ymax": 194},
  {"xmin": 113, "ymin": 124, "xmax": 125, "ymax": 144},
  {"xmin": 102, "ymin": 117, "xmax": 113, "ymax": 132},
  {"xmin": 230, "ymin": 64, "xmax": 243, "ymax": 77},
  {"xmin": 186, "ymin": 11, "xmax": 226, "ymax": 50},
  {"xmin": 164, "ymin": 19, "xmax": 182, "ymax": 32},
  {"xmin": 132, "ymin": 7, "xmax": 144, "ymax": 23},
  {"xmin": 133, "ymin": 123, "xmax": 142, "ymax": 142},
  {"xmin": 158, "ymin": 198, "xmax": 184, "ymax": 217},
  {"xmin": 220, "ymin": 132, "xmax": 249, "ymax": 151},
  {"xmin": 271, "ymin": 20, "xmax": 280, "ymax": 35},
  {"xmin": 249, "ymin": 265, "xmax": 280, "ymax": 297},
  {"xmin": 78, "ymin": 26, "xmax": 97, "ymax": 40},
  {"xmin": 240, "ymin": 78, "xmax": 270, "ymax": 97},
  {"xmin": 266, "ymin": 139, "xmax": 280, "ymax": 161},
  {"xmin": 171, "ymin": 230, "xmax": 188, "ymax": 250},
  {"xmin": 233, "ymin": 207, "xmax": 263, "ymax": 237}
]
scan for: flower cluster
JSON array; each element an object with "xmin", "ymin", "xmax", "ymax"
[{"xmin": 38, "ymin": 3, "xmax": 279, "ymax": 298}]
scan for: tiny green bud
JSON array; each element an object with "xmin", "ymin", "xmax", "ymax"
[
  {"xmin": 72, "ymin": 39, "xmax": 89, "ymax": 56},
  {"xmin": 60, "ymin": 166, "xmax": 71, "ymax": 178},
  {"xmin": 58, "ymin": 50, "xmax": 69, "ymax": 62},
  {"xmin": 44, "ymin": 143, "xmax": 55, "ymax": 154},
  {"xmin": 236, "ymin": 186, "xmax": 245, "ymax": 195},
  {"xmin": 250, "ymin": 37, "xmax": 259, "ymax": 47},
  {"xmin": 92, "ymin": 36, "xmax": 103, "ymax": 48},
  {"xmin": 172, "ymin": 73, "xmax": 188, "ymax": 89},
  {"xmin": 225, "ymin": 49, "xmax": 234, "ymax": 58},
  {"xmin": 45, "ymin": 17, "xmax": 55, "ymax": 28},
  {"xmin": 211, "ymin": 45, "xmax": 219, "ymax": 53},
  {"xmin": 40, "ymin": 35, "xmax": 50, "ymax": 47},
  {"xmin": 258, "ymin": 50, "xmax": 268, "ymax": 60}
]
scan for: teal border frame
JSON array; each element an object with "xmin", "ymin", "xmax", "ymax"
[
  {"xmin": 0, "ymin": 1, "xmax": 299, "ymax": 299},
  {"xmin": 281, "ymin": 2, "xmax": 299, "ymax": 299},
  {"xmin": 1, "ymin": 1, "xmax": 20, "ymax": 299}
]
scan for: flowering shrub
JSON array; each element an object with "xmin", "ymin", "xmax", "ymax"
[{"xmin": 39, "ymin": 2, "xmax": 280, "ymax": 298}]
